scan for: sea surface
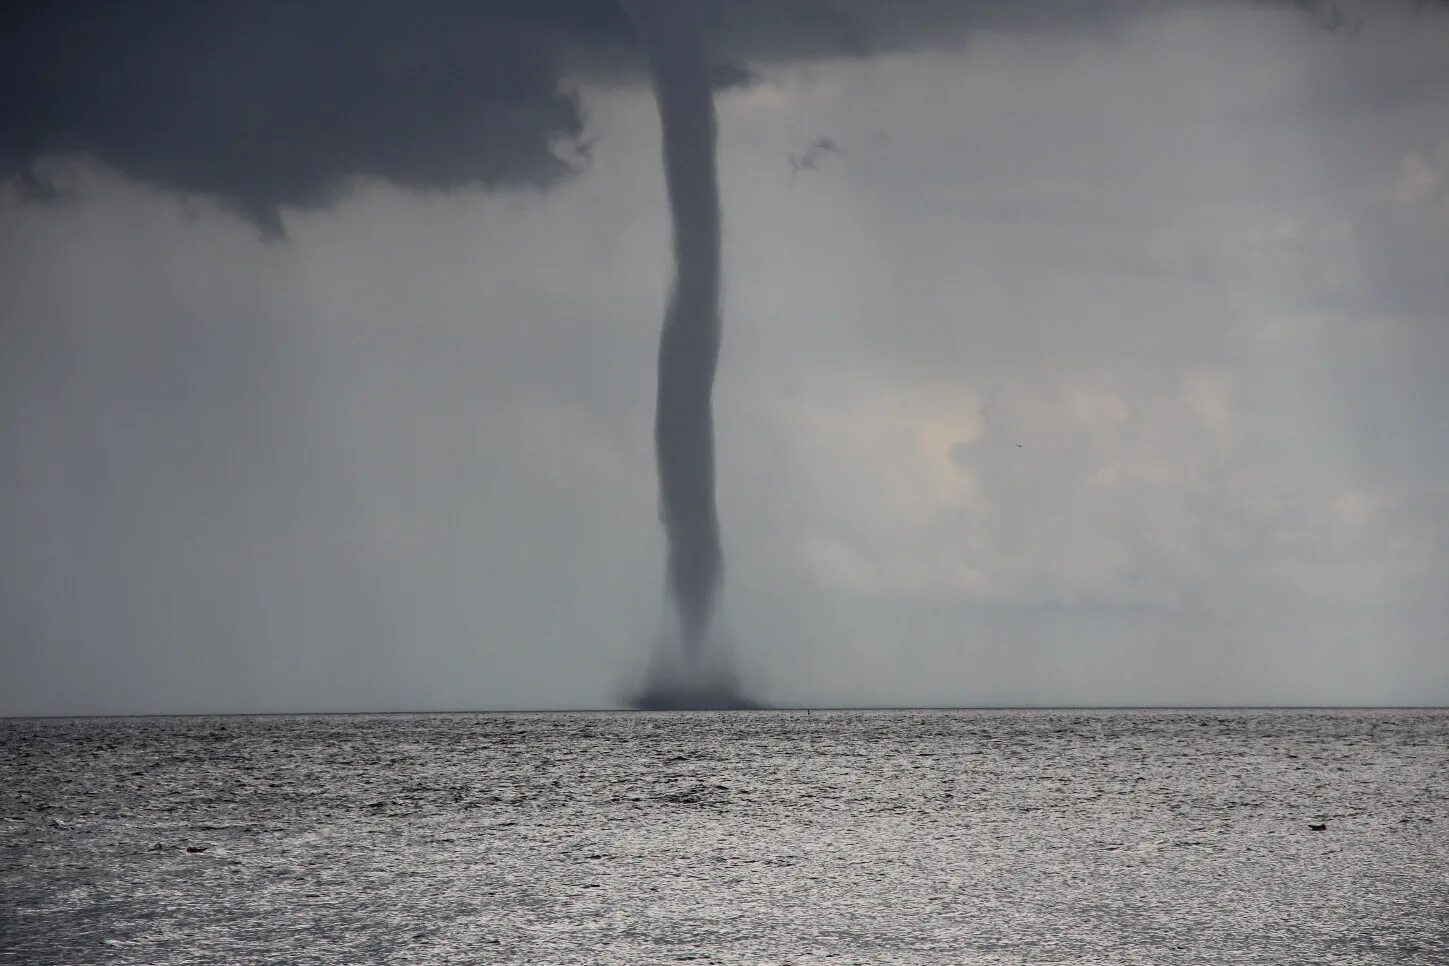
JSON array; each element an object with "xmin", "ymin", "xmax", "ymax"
[{"xmin": 2, "ymin": 709, "xmax": 1446, "ymax": 965}]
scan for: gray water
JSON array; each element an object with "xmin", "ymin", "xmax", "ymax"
[{"xmin": 2, "ymin": 709, "xmax": 1445, "ymax": 965}]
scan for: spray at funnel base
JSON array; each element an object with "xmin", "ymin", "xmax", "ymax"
[{"xmin": 629, "ymin": 630, "xmax": 765, "ymax": 711}]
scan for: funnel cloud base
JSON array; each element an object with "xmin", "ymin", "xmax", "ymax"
[
  {"xmin": 628, "ymin": 634, "xmax": 764, "ymax": 710},
  {"xmin": 629, "ymin": 677, "xmax": 765, "ymax": 711}
]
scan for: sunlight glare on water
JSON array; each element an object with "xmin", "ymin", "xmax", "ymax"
[{"xmin": 3, "ymin": 709, "xmax": 1446, "ymax": 964}]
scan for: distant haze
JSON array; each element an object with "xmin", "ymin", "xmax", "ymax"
[{"xmin": 3, "ymin": 0, "xmax": 1448, "ymax": 714}]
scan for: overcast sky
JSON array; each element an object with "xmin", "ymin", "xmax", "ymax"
[{"xmin": 3, "ymin": 0, "xmax": 1448, "ymax": 714}]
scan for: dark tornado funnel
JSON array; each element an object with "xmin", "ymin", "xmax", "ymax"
[{"xmin": 626, "ymin": 0, "xmax": 723, "ymax": 660}]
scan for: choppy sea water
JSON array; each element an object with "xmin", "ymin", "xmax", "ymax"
[{"xmin": 2, "ymin": 709, "xmax": 1446, "ymax": 965}]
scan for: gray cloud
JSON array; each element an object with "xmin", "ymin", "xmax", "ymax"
[
  {"xmin": 5, "ymin": 1, "xmax": 1440, "ymax": 232},
  {"xmin": 0, "ymin": 1, "xmax": 1161, "ymax": 230},
  {"xmin": 0, "ymin": 1, "xmax": 628, "ymax": 232},
  {"xmin": 3, "ymin": 0, "xmax": 1447, "ymax": 714}
]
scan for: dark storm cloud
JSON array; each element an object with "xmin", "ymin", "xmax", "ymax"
[
  {"xmin": 0, "ymin": 0, "xmax": 631, "ymax": 232},
  {"xmin": 0, "ymin": 0, "xmax": 1153, "ymax": 230}
]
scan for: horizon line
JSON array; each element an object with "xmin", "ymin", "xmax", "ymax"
[{"xmin": 4, "ymin": 703, "xmax": 1448, "ymax": 721}]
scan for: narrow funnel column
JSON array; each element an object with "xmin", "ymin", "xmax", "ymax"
[{"xmin": 625, "ymin": 0, "xmax": 724, "ymax": 661}]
